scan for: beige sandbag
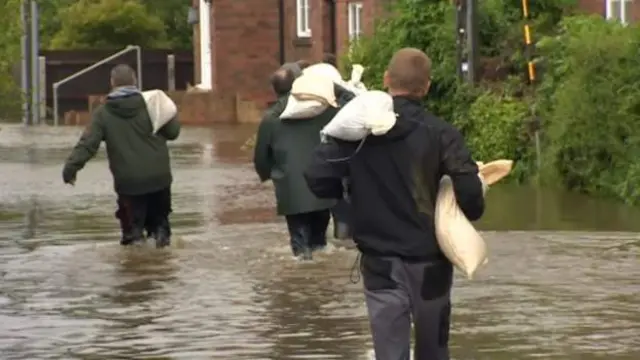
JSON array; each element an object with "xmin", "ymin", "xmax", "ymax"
[
  {"xmin": 280, "ymin": 72, "xmax": 337, "ymax": 120},
  {"xmin": 142, "ymin": 90, "xmax": 177, "ymax": 134},
  {"xmin": 435, "ymin": 159, "xmax": 513, "ymax": 279}
]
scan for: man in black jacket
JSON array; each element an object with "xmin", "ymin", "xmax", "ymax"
[
  {"xmin": 63, "ymin": 64, "xmax": 181, "ymax": 248},
  {"xmin": 304, "ymin": 48, "xmax": 485, "ymax": 359}
]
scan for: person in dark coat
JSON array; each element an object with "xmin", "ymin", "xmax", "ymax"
[
  {"xmin": 304, "ymin": 48, "xmax": 485, "ymax": 359},
  {"xmin": 253, "ymin": 67, "xmax": 337, "ymax": 260},
  {"xmin": 62, "ymin": 64, "xmax": 181, "ymax": 248}
]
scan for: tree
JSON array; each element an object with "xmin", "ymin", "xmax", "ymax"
[
  {"xmin": 50, "ymin": 0, "xmax": 167, "ymax": 49},
  {"xmin": 140, "ymin": 0, "xmax": 193, "ymax": 50}
]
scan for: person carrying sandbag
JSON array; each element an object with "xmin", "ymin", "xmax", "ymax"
[
  {"xmin": 253, "ymin": 66, "xmax": 339, "ymax": 261},
  {"xmin": 304, "ymin": 48, "xmax": 485, "ymax": 359},
  {"xmin": 62, "ymin": 64, "xmax": 181, "ymax": 248}
]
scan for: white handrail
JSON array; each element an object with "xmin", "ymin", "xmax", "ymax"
[{"xmin": 52, "ymin": 45, "xmax": 142, "ymax": 126}]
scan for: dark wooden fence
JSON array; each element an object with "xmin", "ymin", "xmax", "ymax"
[{"xmin": 41, "ymin": 49, "xmax": 194, "ymax": 118}]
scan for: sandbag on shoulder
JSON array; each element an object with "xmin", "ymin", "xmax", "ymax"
[
  {"xmin": 280, "ymin": 72, "xmax": 337, "ymax": 120},
  {"xmin": 304, "ymin": 62, "xmax": 366, "ymax": 95},
  {"xmin": 321, "ymin": 90, "xmax": 397, "ymax": 141},
  {"xmin": 435, "ymin": 159, "xmax": 513, "ymax": 279},
  {"xmin": 142, "ymin": 90, "xmax": 177, "ymax": 134}
]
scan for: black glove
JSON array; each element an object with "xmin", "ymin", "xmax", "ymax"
[{"xmin": 62, "ymin": 166, "xmax": 76, "ymax": 185}]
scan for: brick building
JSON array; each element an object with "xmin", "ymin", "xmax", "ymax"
[
  {"xmin": 190, "ymin": 0, "xmax": 638, "ymax": 109},
  {"xmin": 191, "ymin": 0, "xmax": 384, "ymax": 108},
  {"xmin": 579, "ymin": 0, "xmax": 640, "ymax": 23}
]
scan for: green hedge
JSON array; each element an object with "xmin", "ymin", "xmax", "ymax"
[
  {"xmin": 0, "ymin": 0, "xmax": 22, "ymax": 121},
  {"xmin": 343, "ymin": 0, "xmax": 640, "ymax": 205},
  {"xmin": 536, "ymin": 16, "xmax": 640, "ymax": 204}
]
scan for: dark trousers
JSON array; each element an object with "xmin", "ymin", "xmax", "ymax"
[
  {"xmin": 285, "ymin": 209, "xmax": 331, "ymax": 256},
  {"xmin": 115, "ymin": 187, "xmax": 172, "ymax": 247},
  {"xmin": 331, "ymin": 199, "xmax": 352, "ymax": 240},
  {"xmin": 361, "ymin": 254, "xmax": 453, "ymax": 360}
]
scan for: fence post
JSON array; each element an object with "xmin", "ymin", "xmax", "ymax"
[
  {"xmin": 30, "ymin": 0, "xmax": 39, "ymax": 125},
  {"xmin": 39, "ymin": 56, "xmax": 46, "ymax": 122},
  {"xmin": 167, "ymin": 54, "xmax": 176, "ymax": 91},
  {"xmin": 21, "ymin": 0, "xmax": 31, "ymax": 125}
]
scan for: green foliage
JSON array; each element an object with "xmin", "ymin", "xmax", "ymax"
[
  {"xmin": 140, "ymin": 0, "xmax": 193, "ymax": 50},
  {"xmin": 50, "ymin": 0, "xmax": 168, "ymax": 49},
  {"xmin": 454, "ymin": 90, "xmax": 529, "ymax": 165},
  {"xmin": 0, "ymin": 0, "xmax": 22, "ymax": 121},
  {"xmin": 347, "ymin": 0, "xmax": 457, "ymax": 118},
  {"xmin": 536, "ymin": 16, "xmax": 640, "ymax": 204}
]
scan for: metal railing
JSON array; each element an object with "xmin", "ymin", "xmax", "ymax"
[{"xmin": 52, "ymin": 45, "xmax": 142, "ymax": 126}]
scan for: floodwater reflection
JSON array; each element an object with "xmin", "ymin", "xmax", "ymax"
[{"xmin": 0, "ymin": 124, "xmax": 638, "ymax": 359}]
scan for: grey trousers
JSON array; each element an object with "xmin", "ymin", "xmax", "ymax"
[{"xmin": 361, "ymin": 254, "xmax": 453, "ymax": 360}]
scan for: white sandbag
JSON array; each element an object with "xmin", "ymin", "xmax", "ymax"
[
  {"xmin": 280, "ymin": 97, "xmax": 329, "ymax": 119},
  {"xmin": 291, "ymin": 72, "xmax": 337, "ymax": 107},
  {"xmin": 435, "ymin": 160, "xmax": 513, "ymax": 279},
  {"xmin": 305, "ymin": 62, "xmax": 366, "ymax": 95},
  {"xmin": 280, "ymin": 72, "xmax": 336, "ymax": 120},
  {"xmin": 303, "ymin": 63, "xmax": 343, "ymax": 83},
  {"xmin": 321, "ymin": 90, "xmax": 397, "ymax": 141},
  {"xmin": 142, "ymin": 89, "xmax": 177, "ymax": 134},
  {"xmin": 348, "ymin": 64, "xmax": 368, "ymax": 92}
]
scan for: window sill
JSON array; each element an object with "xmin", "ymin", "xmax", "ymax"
[{"xmin": 293, "ymin": 37, "xmax": 312, "ymax": 47}]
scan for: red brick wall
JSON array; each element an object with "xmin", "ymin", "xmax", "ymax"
[
  {"xmin": 210, "ymin": 0, "xmax": 282, "ymax": 105},
  {"xmin": 578, "ymin": 0, "xmax": 640, "ymax": 21},
  {"xmin": 191, "ymin": 0, "xmax": 386, "ymax": 106}
]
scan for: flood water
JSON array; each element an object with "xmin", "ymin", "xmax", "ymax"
[{"xmin": 0, "ymin": 123, "xmax": 638, "ymax": 359}]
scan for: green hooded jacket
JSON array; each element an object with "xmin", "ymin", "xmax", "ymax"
[
  {"xmin": 63, "ymin": 91, "xmax": 181, "ymax": 195},
  {"xmin": 253, "ymin": 95, "xmax": 337, "ymax": 215}
]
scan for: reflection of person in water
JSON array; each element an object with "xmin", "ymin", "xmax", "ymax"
[{"xmin": 109, "ymin": 250, "xmax": 177, "ymax": 309}]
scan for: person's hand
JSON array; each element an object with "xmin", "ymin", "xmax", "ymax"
[{"xmin": 62, "ymin": 167, "xmax": 76, "ymax": 186}]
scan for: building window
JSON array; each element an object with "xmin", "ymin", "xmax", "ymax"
[
  {"xmin": 606, "ymin": 0, "xmax": 632, "ymax": 24},
  {"xmin": 348, "ymin": 2, "xmax": 364, "ymax": 40},
  {"xmin": 297, "ymin": 0, "xmax": 311, "ymax": 37}
]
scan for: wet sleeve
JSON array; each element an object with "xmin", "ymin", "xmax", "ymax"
[
  {"xmin": 158, "ymin": 115, "xmax": 181, "ymax": 140},
  {"xmin": 63, "ymin": 112, "xmax": 105, "ymax": 176},
  {"xmin": 440, "ymin": 126, "xmax": 485, "ymax": 221},
  {"xmin": 253, "ymin": 114, "xmax": 276, "ymax": 182},
  {"xmin": 304, "ymin": 139, "xmax": 350, "ymax": 199}
]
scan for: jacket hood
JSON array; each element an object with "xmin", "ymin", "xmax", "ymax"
[
  {"xmin": 104, "ymin": 86, "xmax": 146, "ymax": 118},
  {"xmin": 366, "ymin": 95, "xmax": 423, "ymax": 143}
]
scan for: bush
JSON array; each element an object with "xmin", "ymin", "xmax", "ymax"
[
  {"xmin": 536, "ymin": 16, "xmax": 640, "ymax": 204},
  {"xmin": 0, "ymin": 0, "xmax": 23, "ymax": 121},
  {"xmin": 344, "ymin": 0, "xmax": 538, "ymax": 181}
]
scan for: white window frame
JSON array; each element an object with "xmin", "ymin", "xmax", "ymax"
[
  {"xmin": 348, "ymin": 2, "xmax": 364, "ymax": 41},
  {"xmin": 606, "ymin": 0, "xmax": 632, "ymax": 24},
  {"xmin": 296, "ymin": 0, "xmax": 311, "ymax": 37}
]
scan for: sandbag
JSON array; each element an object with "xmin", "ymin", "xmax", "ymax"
[
  {"xmin": 280, "ymin": 97, "xmax": 329, "ymax": 119},
  {"xmin": 321, "ymin": 90, "xmax": 397, "ymax": 141},
  {"xmin": 280, "ymin": 72, "xmax": 336, "ymax": 120},
  {"xmin": 435, "ymin": 159, "xmax": 513, "ymax": 279},
  {"xmin": 304, "ymin": 62, "xmax": 366, "ymax": 95},
  {"xmin": 348, "ymin": 64, "xmax": 367, "ymax": 92},
  {"xmin": 142, "ymin": 90, "xmax": 177, "ymax": 134}
]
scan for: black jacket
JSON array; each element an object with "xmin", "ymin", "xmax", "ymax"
[{"xmin": 304, "ymin": 96, "xmax": 485, "ymax": 261}]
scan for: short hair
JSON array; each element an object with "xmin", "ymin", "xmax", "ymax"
[
  {"xmin": 323, "ymin": 53, "xmax": 337, "ymax": 67},
  {"xmin": 110, "ymin": 64, "xmax": 137, "ymax": 87},
  {"xmin": 270, "ymin": 68, "xmax": 296, "ymax": 96},
  {"xmin": 296, "ymin": 59, "xmax": 311, "ymax": 70},
  {"xmin": 386, "ymin": 48, "xmax": 432, "ymax": 96}
]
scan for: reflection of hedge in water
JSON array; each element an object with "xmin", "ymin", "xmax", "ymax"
[{"xmin": 345, "ymin": 0, "xmax": 640, "ymax": 205}]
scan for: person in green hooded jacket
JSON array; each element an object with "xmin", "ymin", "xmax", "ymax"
[
  {"xmin": 62, "ymin": 64, "xmax": 181, "ymax": 248},
  {"xmin": 253, "ymin": 67, "xmax": 337, "ymax": 260}
]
